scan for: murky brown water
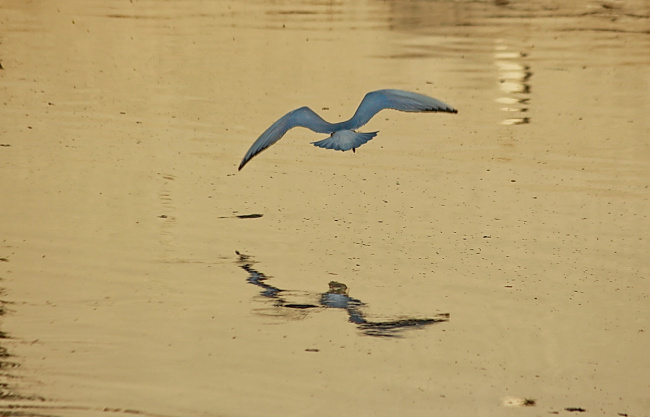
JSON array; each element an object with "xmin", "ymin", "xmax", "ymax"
[{"xmin": 1, "ymin": 0, "xmax": 649, "ymax": 416}]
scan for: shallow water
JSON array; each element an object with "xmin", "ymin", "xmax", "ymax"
[{"xmin": 1, "ymin": 0, "xmax": 649, "ymax": 416}]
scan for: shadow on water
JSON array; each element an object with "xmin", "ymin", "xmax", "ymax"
[
  {"xmin": 0, "ymin": 277, "xmax": 49, "ymax": 411},
  {"xmin": 0, "ymin": 274, "xmax": 181, "ymax": 417},
  {"xmin": 0, "ymin": 274, "xmax": 49, "ymax": 416},
  {"xmin": 235, "ymin": 251, "xmax": 449, "ymax": 338}
]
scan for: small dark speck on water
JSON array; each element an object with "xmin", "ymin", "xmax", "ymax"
[
  {"xmin": 220, "ymin": 213, "xmax": 263, "ymax": 219},
  {"xmin": 158, "ymin": 214, "xmax": 168, "ymax": 218},
  {"xmin": 305, "ymin": 348, "xmax": 319, "ymax": 352},
  {"xmin": 236, "ymin": 214, "xmax": 263, "ymax": 219},
  {"xmin": 565, "ymin": 407, "xmax": 586, "ymax": 412}
]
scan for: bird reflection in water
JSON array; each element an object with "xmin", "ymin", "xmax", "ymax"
[{"xmin": 235, "ymin": 251, "xmax": 449, "ymax": 337}]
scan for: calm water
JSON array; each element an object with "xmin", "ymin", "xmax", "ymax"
[{"xmin": 0, "ymin": 1, "xmax": 648, "ymax": 416}]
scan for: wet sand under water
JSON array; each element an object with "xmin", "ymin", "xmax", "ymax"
[{"xmin": 0, "ymin": 0, "xmax": 649, "ymax": 416}]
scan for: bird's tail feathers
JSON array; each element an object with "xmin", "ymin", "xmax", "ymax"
[{"xmin": 311, "ymin": 130, "xmax": 378, "ymax": 152}]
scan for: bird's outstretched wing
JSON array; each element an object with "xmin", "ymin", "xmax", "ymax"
[
  {"xmin": 345, "ymin": 89, "xmax": 457, "ymax": 130},
  {"xmin": 239, "ymin": 106, "xmax": 333, "ymax": 171}
]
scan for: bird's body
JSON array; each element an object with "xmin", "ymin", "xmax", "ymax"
[{"xmin": 238, "ymin": 89, "xmax": 457, "ymax": 170}]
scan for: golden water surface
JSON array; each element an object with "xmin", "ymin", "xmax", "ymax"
[{"xmin": 0, "ymin": 1, "xmax": 648, "ymax": 416}]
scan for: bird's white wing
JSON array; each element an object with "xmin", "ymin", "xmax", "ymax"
[
  {"xmin": 345, "ymin": 89, "xmax": 458, "ymax": 130},
  {"xmin": 239, "ymin": 106, "xmax": 333, "ymax": 170}
]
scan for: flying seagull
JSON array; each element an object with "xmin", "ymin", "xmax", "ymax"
[{"xmin": 238, "ymin": 89, "xmax": 457, "ymax": 170}]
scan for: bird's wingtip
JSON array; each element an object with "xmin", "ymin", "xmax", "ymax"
[{"xmin": 433, "ymin": 106, "xmax": 458, "ymax": 114}]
